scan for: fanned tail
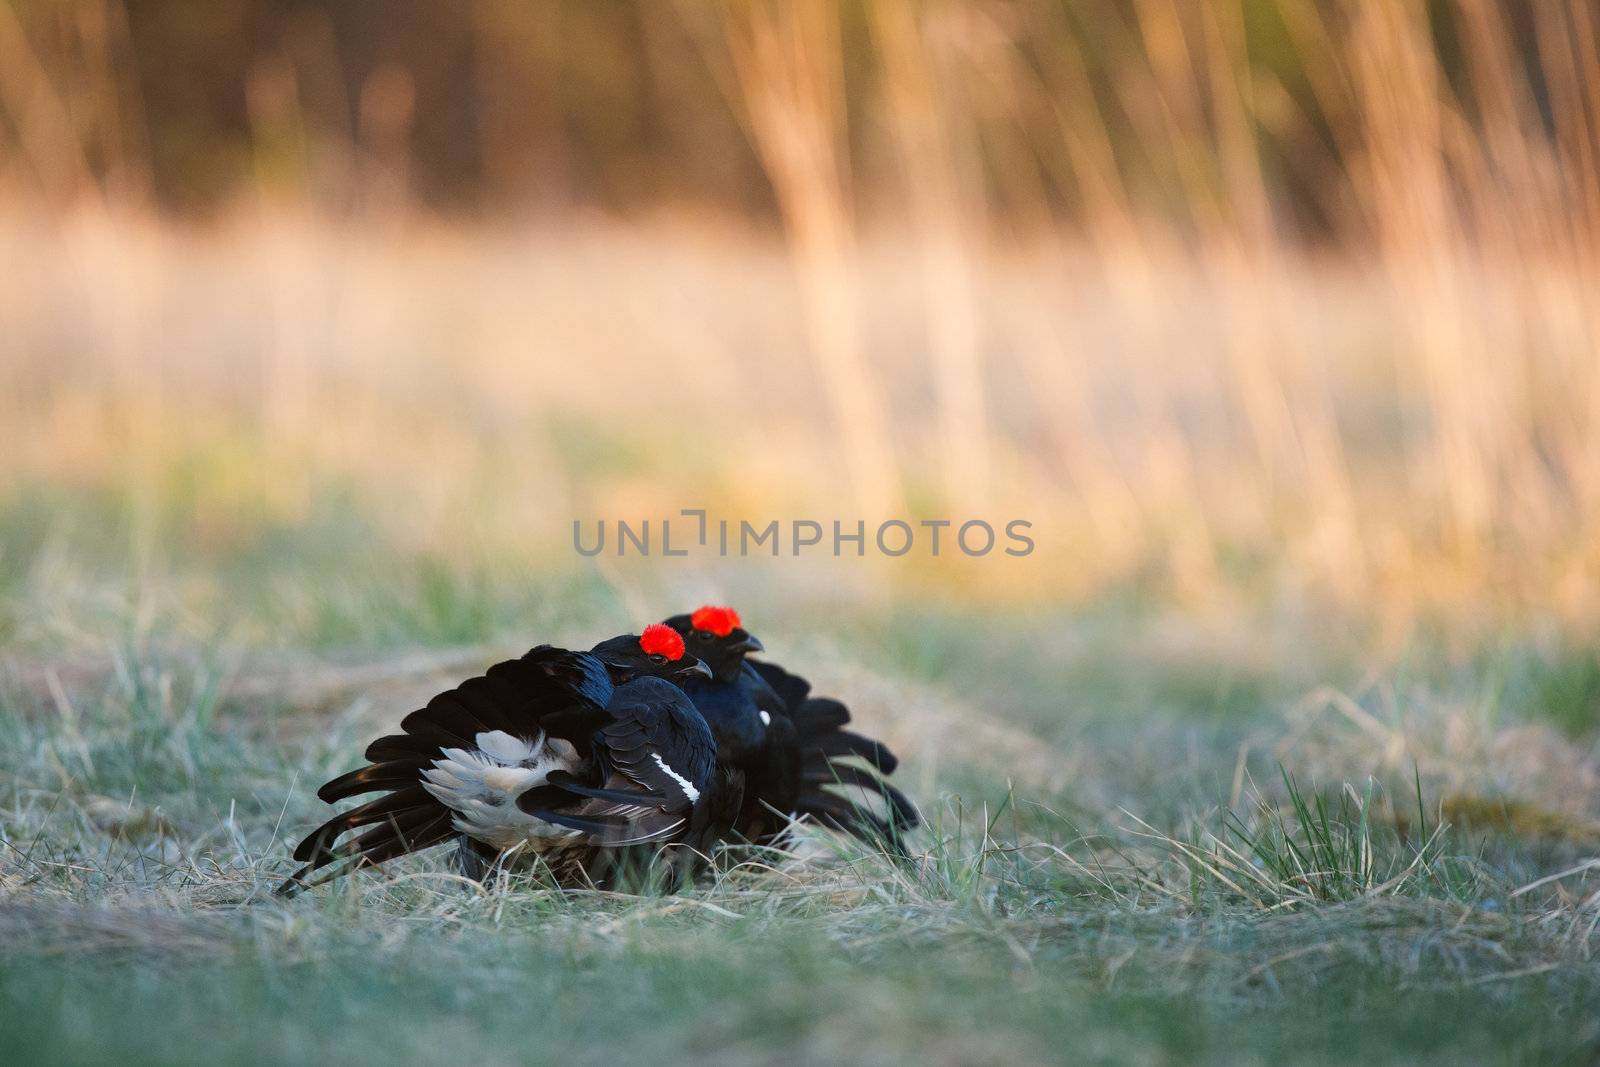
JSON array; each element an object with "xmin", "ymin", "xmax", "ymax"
[
  {"xmin": 784, "ymin": 693, "xmax": 919, "ymax": 849},
  {"xmin": 280, "ymin": 645, "xmax": 608, "ymax": 895},
  {"xmin": 279, "ymin": 761, "xmax": 458, "ymax": 896},
  {"xmin": 276, "ymin": 800, "xmax": 455, "ymax": 895},
  {"xmin": 799, "ymin": 761, "xmax": 919, "ymax": 828},
  {"xmin": 793, "ymin": 791, "xmax": 897, "ymax": 843},
  {"xmin": 800, "ymin": 728, "xmax": 899, "ymax": 776}
]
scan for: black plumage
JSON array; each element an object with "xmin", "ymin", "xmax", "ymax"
[
  {"xmin": 664, "ymin": 607, "xmax": 919, "ymax": 851},
  {"xmin": 520, "ymin": 676, "xmax": 720, "ymax": 847},
  {"xmin": 279, "ymin": 628, "xmax": 734, "ymax": 894}
]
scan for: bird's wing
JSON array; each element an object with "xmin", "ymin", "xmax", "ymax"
[{"xmin": 520, "ymin": 680, "xmax": 713, "ymax": 847}]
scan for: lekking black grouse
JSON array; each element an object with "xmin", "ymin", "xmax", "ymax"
[
  {"xmin": 279, "ymin": 625, "xmax": 742, "ymax": 893},
  {"xmin": 664, "ymin": 605, "xmax": 919, "ymax": 848}
]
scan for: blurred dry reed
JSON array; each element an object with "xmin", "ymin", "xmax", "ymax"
[{"xmin": 0, "ymin": 0, "xmax": 1598, "ymax": 630}]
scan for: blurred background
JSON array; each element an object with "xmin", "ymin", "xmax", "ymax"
[
  {"xmin": 2, "ymin": 0, "xmax": 1599, "ymax": 647},
  {"xmin": 9, "ymin": 10, "xmax": 1600, "ymax": 1058}
]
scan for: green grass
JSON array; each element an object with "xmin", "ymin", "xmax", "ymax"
[{"xmin": 5, "ymin": 492, "xmax": 1600, "ymax": 1065}]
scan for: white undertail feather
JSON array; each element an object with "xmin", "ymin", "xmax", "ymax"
[{"xmin": 421, "ymin": 730, "xmax": 584, "ymax": 851}]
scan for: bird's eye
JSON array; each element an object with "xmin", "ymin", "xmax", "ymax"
[
  {"xmin": 696, "ymin": 630, "xmax": 713, "ymax": 641},
  {"xmin": 649, "ymin": 653, "xmax": 667, "ymax": 665}
]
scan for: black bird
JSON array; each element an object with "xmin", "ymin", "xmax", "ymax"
[
  {"xmin": 664, "ymin": 605, "xmax": 918, "ymax": 848},
  {"xmin": 280, "ymin": 624, "xmax": 740, "ymax": 894}
]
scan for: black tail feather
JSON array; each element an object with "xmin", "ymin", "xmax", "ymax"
[
  {"xmin": 801, "ymin": 729, "xmax": 899, "ymax": 775},
  {"xmin": 800, "ymin": 763, "xmax": 920, "ymax": 828},
  {"xmin": 340, "ymin": 805, "xmax": 453, "ymax": 861},
  {"xmin": 278, "ymin": 807, "xmax": 455, "ymax": 895},
  {"xmin": 791, "ymin": 697, "xmax": 850, "ymax": 738},
  {"xmin": 794, "ymin": 792, "xmax": 898, "ymax": 845},
  {"xmin": 278, "ymin": 809, "xmax": 456, "ymax": 895},
  {"xmin": 291, "ymin": 786, "xmax": 436, "ymax": 863},
  {"xmin": 317, "ymin": 760, "xmax": 432, "ymax": 803},
  {"xmin": 391, "ymin": 711, "xmax": 478, "ymax": 752},
  {"xmin": 364, "ymin": 733, "xmax": 444, "ymax": 763}
]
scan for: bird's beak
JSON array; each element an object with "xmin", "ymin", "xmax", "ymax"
[
  {"xmin": 687, "ymin": 659, "xmax": 714, "ymax": 680},
  {"xmin": 734, "ymin": 634, "xmax": 764, "ymax": 655}
]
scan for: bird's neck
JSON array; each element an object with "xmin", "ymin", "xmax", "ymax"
[
  {"xmin": 575, "ymin": 653, "xmax": 617, "ymax": 708},
  {"xmin": 712, "ymin": 657, "xmax": 746, "ymax": 685}
]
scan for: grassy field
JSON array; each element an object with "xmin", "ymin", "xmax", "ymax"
[
  {"xmin": 6, "ymin": 2, "xmax": 1600, "ymax": 1060},
  {"xmin": 5, "ymin": 474, "xmax": 1600, "ymax": 1066}
]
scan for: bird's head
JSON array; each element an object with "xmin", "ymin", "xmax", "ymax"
[
  {"xmin": 664, "ymin": 605, "xmax": 763, "ymax": 684},
  {"xmin": 591, "ymin": 624, "xmax": 713, "ymax": 684}
]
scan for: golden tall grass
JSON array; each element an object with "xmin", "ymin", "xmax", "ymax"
[{"xmin": 1, "ymin": 1, "xmax": 1598, "ymax": 630}]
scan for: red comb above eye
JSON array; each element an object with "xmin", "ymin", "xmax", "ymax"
[
  {"xmin": 691, "ymin": 605, "xmax": 741, "ymax": 637},
  {"xmin": 639, "ymin": 623, "xmax": 686, "ymax": 660}
]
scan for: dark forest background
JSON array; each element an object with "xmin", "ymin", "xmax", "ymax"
[{"xmin": 0, "ymin": 1, "xmax": 1566, "ymax": 238}]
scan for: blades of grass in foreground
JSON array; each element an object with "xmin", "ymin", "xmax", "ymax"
[{"xmin": 1124, "ymin": 763, "xmax": 1476, "ymax": 910}]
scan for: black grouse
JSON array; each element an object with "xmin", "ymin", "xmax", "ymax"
[
  {"xmin": 664, "ymin": 605, "xmax": 918, "ymax": 848},
  {"xmin": 280, "ymin": 624, "xmax": 741, "ymax": 893}
]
